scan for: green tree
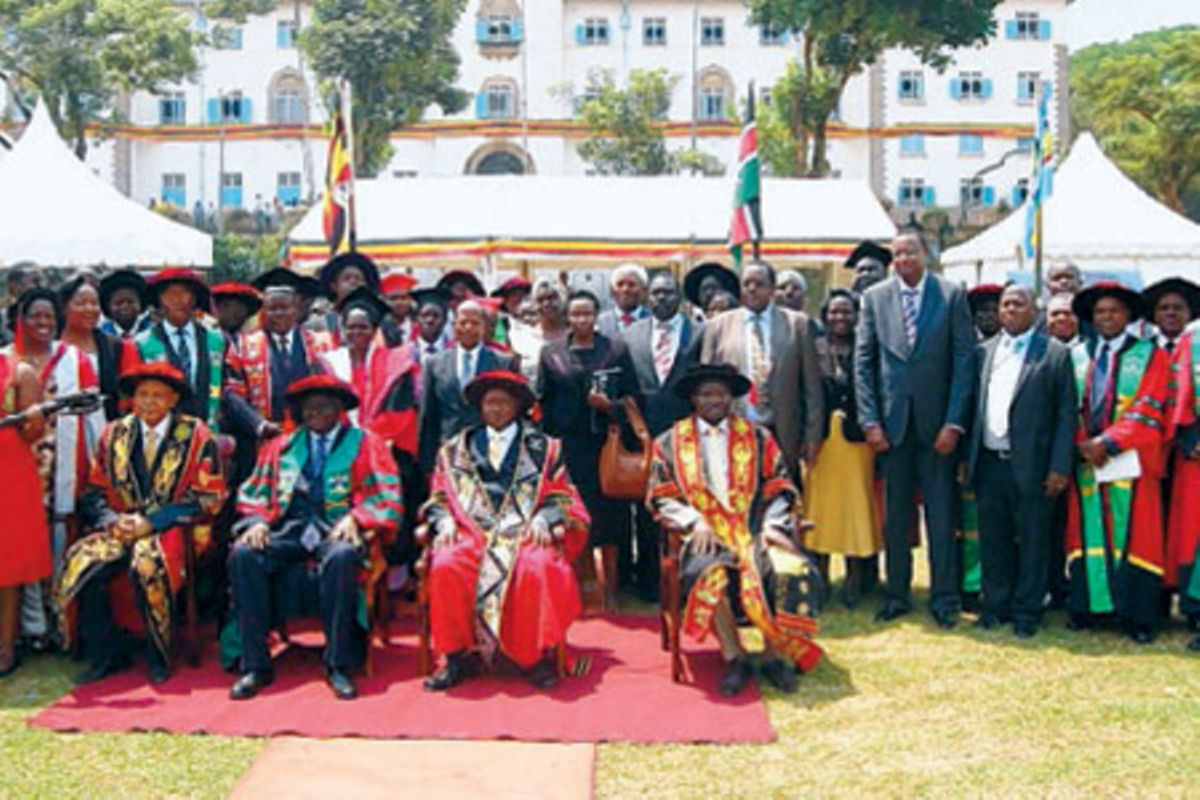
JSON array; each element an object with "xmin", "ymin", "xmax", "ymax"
[
  {"xmin": 0, "ymin": 0, "xmax": 199, "ymax": 158},
  {"xmin": 1071, "ymin": 26, "xmax": 1200, "ymax": 218},
  {"xmin": 574, "ymin": 68, "xmax": 724, "ymax": 176},
  {"xmin": 212, "ymin": 232, "xmax": 285, "ymax": 283},
  {"xmin": 748, "ymin": 0, "xmax": 1001, "ymax": 177},
  {"xmin": 302, "ymin": 0, "xmax": 469, "ymax": 177}
]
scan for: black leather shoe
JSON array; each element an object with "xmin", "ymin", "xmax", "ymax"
[
  {"xmin": 326, "ymin": 667, "xmax": 357, "ymax": 700},
  {"xmin": 1188, "ymin": 634, "xmax": 1200, "ymax": 652},
  {"xmin": 229, "ymin": 670, "xmax": 274, "ymax": 700},
  {"xmin": 719, "ymin": 658, "xmax": 750, "ymax": 697},
  {"xmin": 527, "ymin": 659, "xmax": 559, "ymax": 690},
  {"xmin": 1129, "ymin": 627, "xmax": 1154, "ymax": 645},
  {"xmin": 932, "ymin": 610, "xmax": 959, "ymax": 630},
  {"xmin": 75, "ymin": 653, "xmax": 132, "ymax": 686},
  {"xmin": 423, "ymin": 653, "xmax": 466, "ymax": 692},
  {"xmin": 961, "ymin": 593, "xmax": 981, "ymax": 615},
  {"xmin": 147, "ymin": 662, "xmax": 172, "ymax": 685},
  {"xmin": 759, "ymin": 658, "xmax": 798, "ymax": 694},
  {"xmin": 1066, "ymin": 613, "xmax": 1093, "ymax": 631},
  {"xmin": 1013, "ymin": 622, "xmax": 1038, "ymax": 639},
  {"xmin": 874, "ymin": 602, "xmax": 910, "ymax": 623},
  {"xmin": 975, "ymin": 613, "xmax": 1002, "ymax": 630}
]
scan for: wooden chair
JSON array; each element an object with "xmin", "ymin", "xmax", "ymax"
[
  {"xmin": 414, "ymin": 525, "xmax": 567, "ymax": 678},
  {"xmin": 658, "ymin": 520, "xmax": 685, "ymax": 683}
]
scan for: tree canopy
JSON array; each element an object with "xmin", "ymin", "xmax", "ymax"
[
  {"xmin": 302, "ymin": 0, "xmax": 469, "ymax": 177},
  {"xmin": 0, "ymin": 0, "xmax": 199, "ymax": 157},
  {"xmin": 1071, "ymin": 26, "xmax": 1200, "ymax": 220},
  {"xmin": 748, "ymin": 0, "xmax": 1001, "ymax": 177},
  {"xmin": 574, "ymin": 68, "xmax": 724, "ymax": 176}
]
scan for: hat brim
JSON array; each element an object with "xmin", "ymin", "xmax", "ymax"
[
  {"xmin": 99, "ymin": 272, "xmax": 146, "ymax": 311},
  {"xmin": 464, "ymin": 377, "xmax": 536, "ymax": 411},
  {"xmin": 1072, "ymin": 285, "xmax": 1148, "ymax": 322},
  {"xmin": 147, "ymin": 277, "xmax": 210, "ymax": 310},
  {"xmin": 683, "ymin": 265, "xmax": 741, "ymax": 307},
  {"xmin": 318, "ymin": 253, "xmax": 381, "ymax": 299},
  {"xmin": 285, "ymin": 385, "xmax": 360, "ymax": 411},
  {"xmin": 1142, "ymin": 278, "xmax": 1200, "ymax": 317},
  {"xmin": 437, "ymin": 272, "xmax": 486, "ymax": 297},
  {"xmin": 843, "ymin": 241, "xmax": 893, "ymax": 270},
  {"xmin": 118, "ymin": 372, "xmax": 192, "ymax": 401},
  {"xmin": 673, "ymin": 371, "xmax": 753, "ymax": 400}
]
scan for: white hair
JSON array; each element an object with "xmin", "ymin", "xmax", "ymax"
[
  {"xmin": 779, "ymin": 270, "xmax": 808, "ymax": 292},
  {"xmin": 610, "ymin": 262, "xmax": 648, "ymax": 289}
]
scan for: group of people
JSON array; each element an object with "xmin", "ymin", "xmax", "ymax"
[{"xmin": 0, "ymin": 233, "xmax": 1196, "ymax": 707}]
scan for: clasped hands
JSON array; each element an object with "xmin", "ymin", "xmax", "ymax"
[
  {"xmin": 431, "ymin": 517, "xmax": 562, "ymax": 550},
  {"xmin": 687, "ymin": 519, "xmax": 812, "ymax": 557},
  {"xmin": 108, "ymin": 513, "xmax": 152, "ymax": 545},
  {"xmin": 236, "ymin": 515, "xmax": 368, "ymax": 550}
]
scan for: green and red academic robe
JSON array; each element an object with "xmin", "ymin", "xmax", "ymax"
[
  {"xmin": 57, "ymin": 413, "xmax": 226, "ymax": 664},
  {"xmin": 647, "ymin": 415, "xmax": 823, "ymax": 672},
  {"xmin": 422, "ymin": 424, "xmax": 589, "ymax": 669},
  {"xmin": 1066, "ymin": 338, "xmax": 1170, "ymax": 628},
  {"xmin": 124, "ymin": 322, "xmax": 229, "ymax": 429},
  {"xmin": 1167, "ymin": 332, "xmax": 1200, "ymax": 619}
]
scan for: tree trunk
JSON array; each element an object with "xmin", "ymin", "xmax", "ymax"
[{"xmin": 808, "ymin": 120, "xmax": 830, "ymax": 178}]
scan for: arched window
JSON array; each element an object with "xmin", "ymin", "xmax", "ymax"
[
  {"xmin": 698, "ymin": 67, "xmax": 732, "ymax": 121},
  {"xmin": 477, "ymin": 0, "xmax": 523, "ymax": 45},
  {"xmin": 477, "ymin": 77, "xmax": 518, "ymax": 120},
  {"xmin": 268, "ymin": 70, "xmax": 308, "ymax": 124},
  {"xmin": 465, "ymin": 142, "xmax": 534, "ymax": 175}
]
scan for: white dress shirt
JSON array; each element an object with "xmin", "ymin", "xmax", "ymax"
[
  {"xmin": 983, "ymin": 328, "xmax": 1033, "ymax": 451},
  {"xmin": 897, "ymin": 269, "xmax": 930, "ymax": 320},
  {"xmin": 140, "ymin": 414, "xmax": 173, "ymax": 464},
  {"xmin": 486, "ymin": 421, "xmax": 518, "ymax": 470},
  {"xmin": 655, "ymin": 416, "xmax": 730, "ymax": 531},
  {"xmin": 456, "ymin": 343, "xmax": 482, "ymax": 384},
  {"xmin": 742, "ymin": 305, "xmax": 774, "ymax": 367}
]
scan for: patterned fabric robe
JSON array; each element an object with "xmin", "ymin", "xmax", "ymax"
[
  {"xmin": 422, "ymin": 423, "xmax": 589, "ymax": 668},
  {"xmin": 647, "ymin": 414, "xmax": 824, "ymax": 672},
  {"xmin": 1166, "ymin": 332, "xmax": 1200, "ymax": 616},
  {"xmin": 1066, "ymin": 338, "xmax": 1171, "ymax": 628},
  {"xmin": 57, "ymin": 413, "xmax": 225, "ymax": 664},
  {"xmin": 230, "ymin": 327, "xmax": 333, "ymax": 427}
]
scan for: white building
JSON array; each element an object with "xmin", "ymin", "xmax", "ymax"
[{"xmin": 63, "ymin": 0, "xmax": 1068, "ymax": 227}]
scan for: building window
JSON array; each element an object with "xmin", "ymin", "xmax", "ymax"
[
  {"xmin": 161, "ymin": 173, "xmax": 186, "ymax": 208},
  {"xmin": 760, "ymin": 23, "xmax": 787, "ymax": 46},
  {"xmin": 899, "ymin": 134, "xmax": 925, "ymax": 157},
  {"xmin": 951, "ymin": 71, "xmax": 991, "ymax": 101},
  {"xmin": 759, "ymin": 84, "xmax": 773, "ymax": 108},
  {"xmin": 158, "ymin": 92, "xmax": 186, "ymax": 125},
  {"xmin": 898, "ymin": 178, "xmax": 929, "ymax": 207},
  {"xmin": 1017, "ymin": 71, "xmax": 1040, "ymax": 103},
  {"xmin": 1017, "ymin": 136, "xmax": 1036, "ymax": 153},
  {"xmin": 959, "ymin": 133, "xmax": 984, "ymax": 156},
  {"xmin": 219, "ymin": 92, "xmax": 247, "ymax": 124},
  {"xmin": 220, "ymin": 172, "xmax": 243, "ymax": 209},
  {"xmin": 478, "ymin": 14, "xmax": 522, "ymax": 44},
  {"xmin": 1007, "ymin": 12, "xmax": 1050, "ymax": 41},
  {"xmin": 898, "ymin": 70, "xmax": 924, "ymax": 102},
  {"xmin": 1013, "ymin": 178, "xmax": 1030, "ymax": 206},
  {"xmin": 212, "ymin": 25, "xmax": 243, "ymax": 50},
  {"xmin": 272, "ymin": 90, "xmax": 304, "ymax": 124},
  {"xmin": 960, "ymin": 177, "xmax": 996, "ymax": 207},
  {"xmin": 276, "ymin": 171, "xmax": 301, "ymax": 205},
  {"xmin": 477, "ymin": 80, "xmax": 517, "ymax": 119},
  {"xmin": 700, "ymin": 17, "xmax": 724, "ymax": 46},
  {"xmin": 577, "ymin": 17, "xmax": 610, "ymax": 45},
  {"xmin": 643, "ymin": 17, "xmax": 666, "ymax": 46},
  {"xmin": 276, "ymin": 19, "xmax": 297, "ymax": 49},
  {"xmin": 700, "ymin": 87, "xmax": 725, "ymax": 121}
]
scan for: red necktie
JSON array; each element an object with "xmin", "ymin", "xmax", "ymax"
[{"xmin": 621, "ymin": 312, "xmax": 633, "ymax": 327}]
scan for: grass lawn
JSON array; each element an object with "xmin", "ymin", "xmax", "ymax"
[{"xmin": 3, "ymin": 567, "xmax": 1197, "ymax": 798}]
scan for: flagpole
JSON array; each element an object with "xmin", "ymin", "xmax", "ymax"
[
  {"xmin": 1034, "ymin": 204, "xmax": 1043, "ymax": 298},
  {"xmin": 750, "ymin": 81, "xmax": 760, "ymax": 263},
  {"xmin": 341, "ymin": 79, "xmax": 358, "ymax": 253}
]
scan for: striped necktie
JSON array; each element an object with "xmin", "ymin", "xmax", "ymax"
[
  {"xmin": 902, "ymin": 289, "xmax": 919, "ymax": 348},
  {"xmin": 654, "ymin": 321, "xmax": 674, "ymax": 383}
]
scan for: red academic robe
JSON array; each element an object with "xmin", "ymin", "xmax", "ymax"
[
  {"xmin": 320, "ymin": 344, "xmax": 420, "ymax": 457},
  {"xmin": 1166, "ymin": 332, "xmax": 1200, "ymax": 592},
  {"xmin": 423, "ymin": 424, "xmax": 589, "ymax": 668},
  {"xmin": 230, "ymin": 328, "xmax": 334, "ymax": 428}
]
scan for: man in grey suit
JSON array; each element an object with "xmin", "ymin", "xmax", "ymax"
[
  {"xmin": 417, "ymin": 300, "xmax": 516, "ymax": 474},
  {"xmin": 596, "ymin": 262, "xmax": 650, "ymax": 338},
  {"xmin": 620, "ymin": 272, "xmax": 703, "ymax": 599},
  {"xmin": 700, "ymin": 261, "xmax": 824, "ymax": 482},
  {"xmin": 854, "ymin": 230, "xmax": 975, "ymax": 628},
  {"xmin": 965, "ymin": 285, "xmax": 1075, "ymax": 638}
]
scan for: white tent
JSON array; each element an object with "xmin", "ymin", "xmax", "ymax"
[
  {"xmin": 942, "ymin": 133, "xmax": 1200, "ymax": 287},
  {"xmin": 286, "ymin": 175, "xmax": 895, "ymax": 273},
  {"xmin": 0, "ymin": 102, "xmax": 211, "ymax": 268}
]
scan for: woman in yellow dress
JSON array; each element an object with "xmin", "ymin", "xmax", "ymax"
[{"xmin": 804, "ymin": 289, "xmax": 882, "ymax": 607}]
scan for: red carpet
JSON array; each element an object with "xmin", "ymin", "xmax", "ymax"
[{"xmin": 30, "ymin": 614, "xmax": 775, "ymax": 744}]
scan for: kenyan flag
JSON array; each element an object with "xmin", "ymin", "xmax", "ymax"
[{"xmin": 728, "ymin": 85, "xmax": 761, "ymax": 267}]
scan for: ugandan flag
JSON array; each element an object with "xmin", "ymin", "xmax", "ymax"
[
  {"xmin": 1023, "ymin": 81, "xmax": 1054, "ymax": 260},
  {"xmin": 728, "ymin": 85, "xmax": 761, "ymax": 268},
  {"xmin": 323, "ymin": 113, "xmax": 352, "ymax": 255}
]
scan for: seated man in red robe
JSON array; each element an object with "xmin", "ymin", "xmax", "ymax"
[
  {"xmin": 648, "ymin": 363, "xmax": 824, "ymax": 697},
  {"xmin": 58, "ymin": 363, "xmax": 225, "ymax": 685},
  {"xmin": 422, "ymin": 370, "xmax": 589, "ymax": 691}
]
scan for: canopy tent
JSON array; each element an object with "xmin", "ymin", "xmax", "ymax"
[
  {"xmin": 286, "ymin": 175, "xmax": 895, "ymax": 275},
  {"xmin": 0, "ymin": 102, "xmax": 211, "ymax": 269},
  {"xmin": 942, "ymin": 133, "xmax": 1200, "ymax": 287}
]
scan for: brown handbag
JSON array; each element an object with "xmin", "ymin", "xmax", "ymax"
[{"xmin": 599, "ymin": 397, "xmax": 652, "ymax": 500}]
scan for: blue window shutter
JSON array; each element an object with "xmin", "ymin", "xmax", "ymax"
[
  {"xmin": 476, "ymin": 19, "xmax": 488, "ymax": 42},
  {"xmin": 574, "ymin": 23, "xmax": 585, "ymax": 45},
  {"xmin": 915, "ymin": 76, "xmax": 924, "ymax": 100},
  {"xmin": 981, "ymin": 79, "xmax": 993, "ymax": 100},
  {"xmin": 1005, "ymin": 21, "xmax": 1018, "ymax": 39},
  {"xmin": 206, "ymin": 98, "xmax": 219, "ymax": 124},
  {"xmin": 782, "ymin": 30, "xmax": 792, "ymax": 44},
  {"xmin": 511, "ymin": 19, "xmax": 523, "ymax": 42},
  {"xmin": 1012, "ymin": 186, "xmax": 1024, "ymax": 207},
  {"xmin": 897, "ymin": 187, "xmax": 906, "ymax": 205},
  {"xmin": 950, "ymin": 80, "xmax": 962, "ymax": 100},
  {"xmin": 982, "ymin": 186, "xmax": 996, "ymax": 206},
  {"xmin": 1038, "ymin": 20, "xmax": 1051, "ymax": 40},
  {"xmin": 923, "ymin": 186, "xmax": 937, "ymax": 207},
  {"xmin": 239, "ymin": 98, "xmax": 252, "ymax": 124},
  {"xmin": 277, "ymin": 25, "xmax": 287, "ymax": 48},
  {"xmin": 475, "ymin": 92, "xmax": 488, "ymax": 119}
]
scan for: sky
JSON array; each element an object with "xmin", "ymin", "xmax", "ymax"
[{"xmin": 1064, "ymin": 0, "xmax": 1199, "ymax": 49}]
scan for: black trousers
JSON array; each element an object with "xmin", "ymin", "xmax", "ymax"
[
  {"xmin": 882, "ymin": 426, "xmax": 960, "ymax": 614},
  {"xmin": 77, "ymin": 554, "xmax": 162, "ymax": 668},
  {"xmin": 632, "ymin": 504, "xmax": 661, "ymax": 599},
  {"xmin": 228, "ymin": 535, "xmax": 361, "ymax": 672},
  {"xmin": 976, "ymin": 451, "xmax": 1052, "ymax": 626}
]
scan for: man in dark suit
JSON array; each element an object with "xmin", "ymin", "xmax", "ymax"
[
  {"xmin": 965, "ymin": 285, "xmax": 1075, "ymax": 638},
  {"xmin": 854, "ymin": 230, "xmax": 975, "ymax": 628},
  {"xmin": 700, "ymin": 261, "xmax": 824, "ymax": 483},
  {"xmin": 620, "ymin": 272, "xmax": 702, "ymax": 598},
  {"xmin": 417, "ymin": 300, "xmax": 516, "ymax": 474},
  {"xmin": 596, "ymin": 263, "xmax": 650, "ymax": 338}
]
